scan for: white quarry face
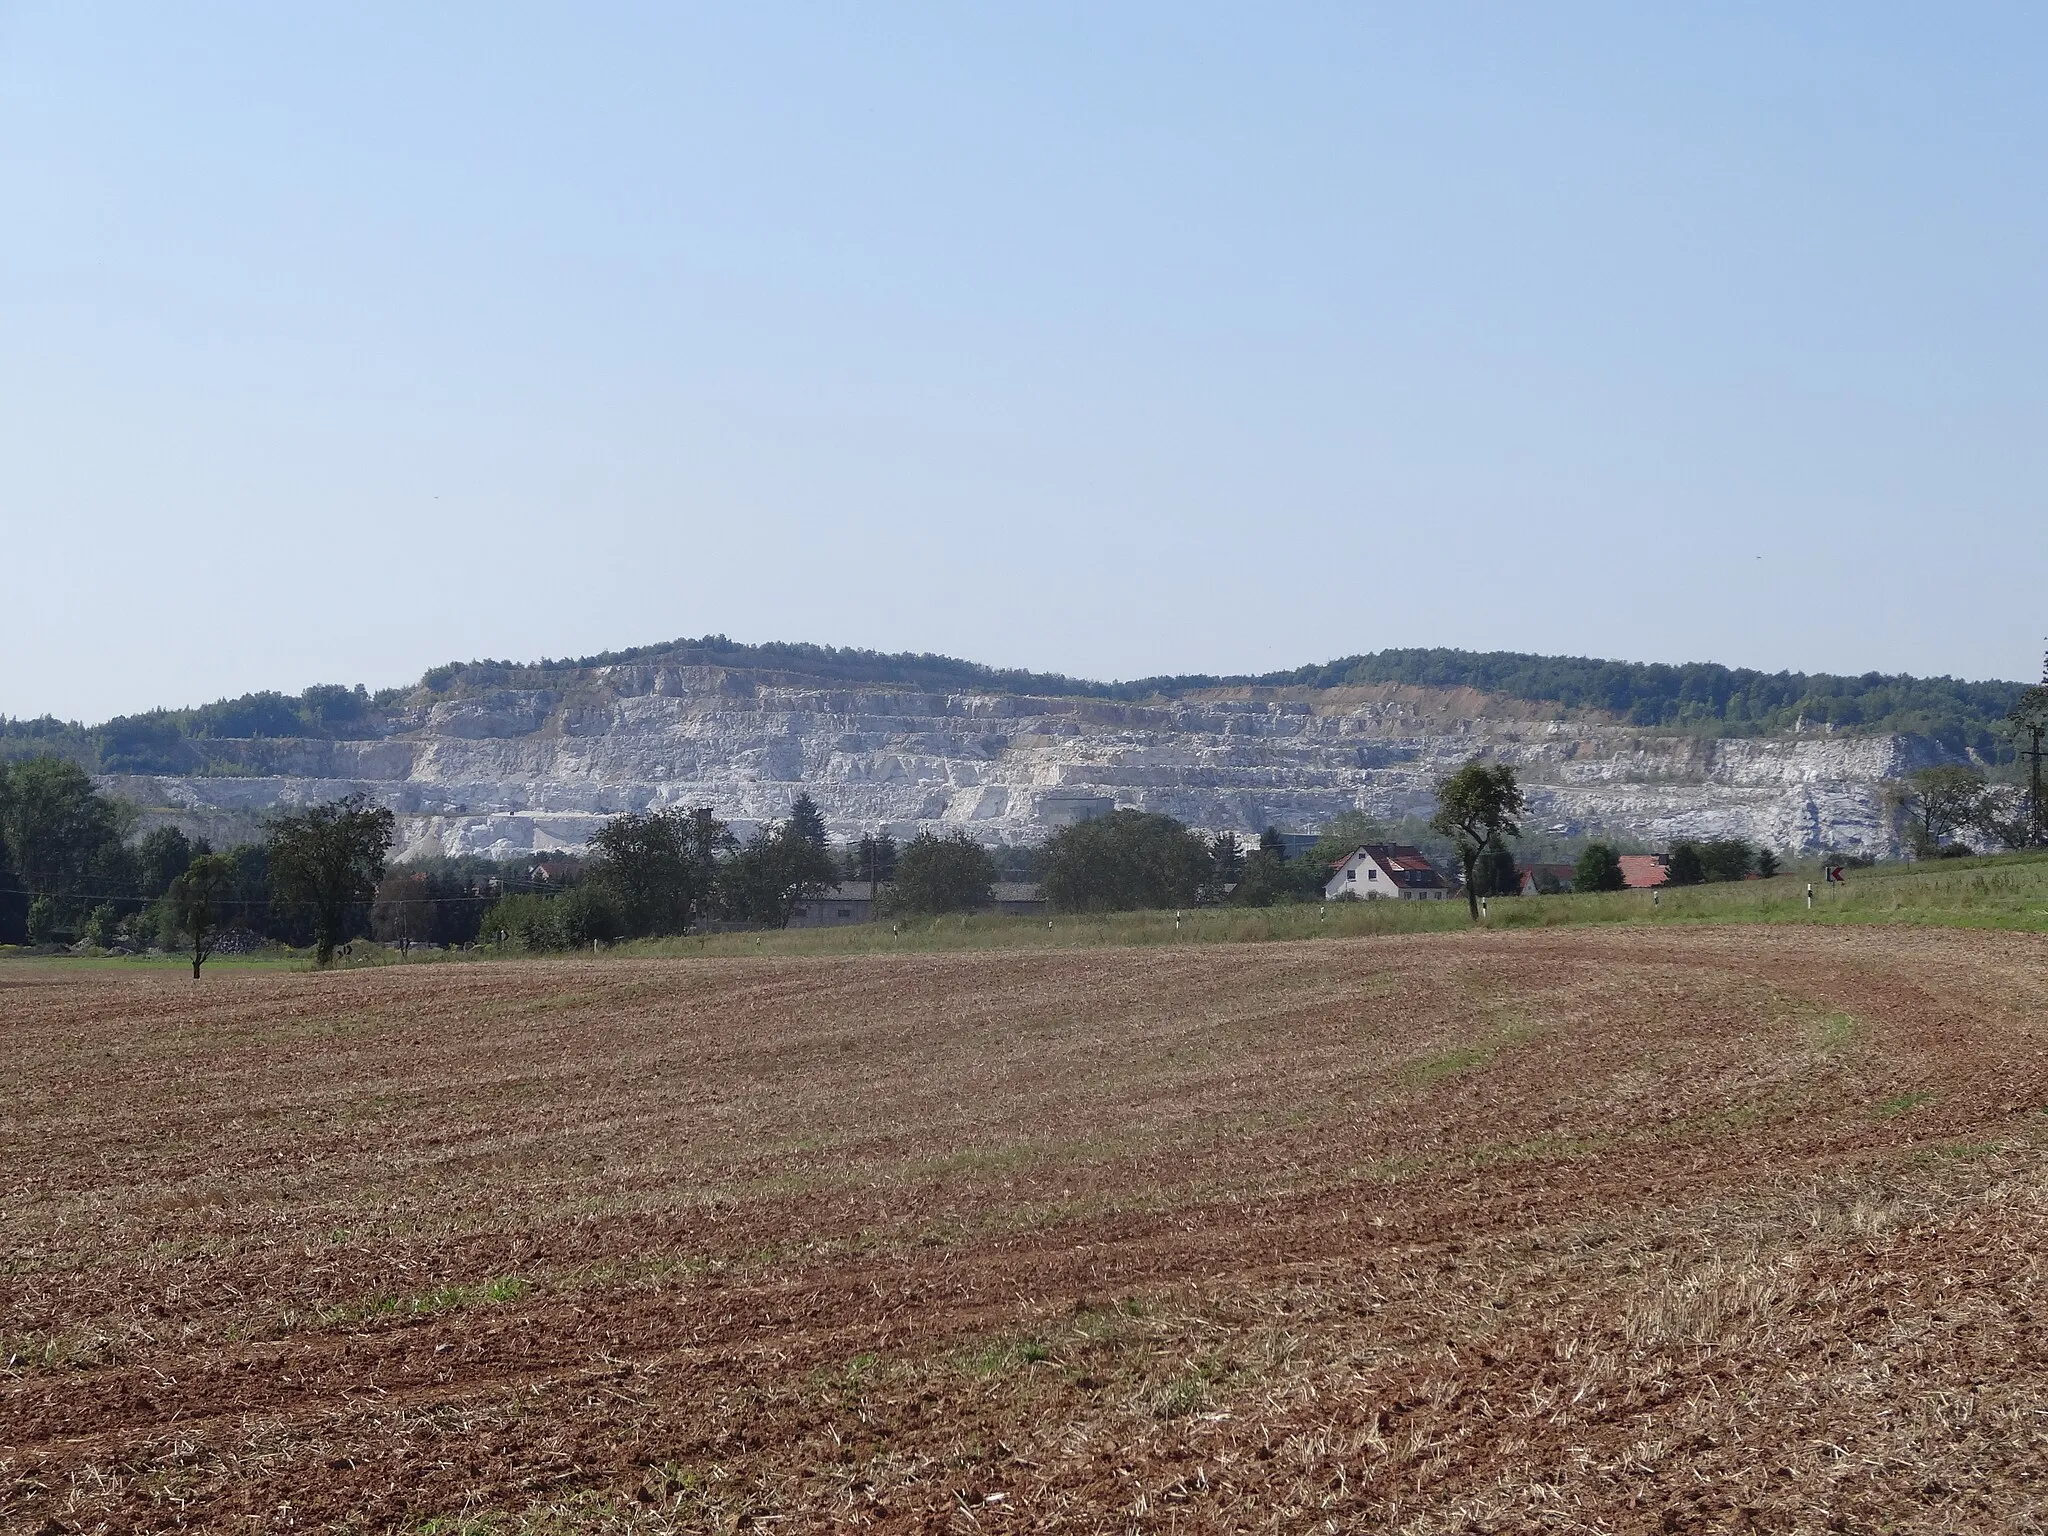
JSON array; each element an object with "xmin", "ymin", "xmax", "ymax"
[{"xmin": 99, "ymin": 664, "xmax": 1925, "ymax": 857}]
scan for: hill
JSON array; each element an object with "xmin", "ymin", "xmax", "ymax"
[
  {"xmin": 3, "ymin": 637, "xmax": 2034, "ymax": 860},
  {"xmin": 3, "ymin": 636, "xmax": 2033, "ymax": 773}
]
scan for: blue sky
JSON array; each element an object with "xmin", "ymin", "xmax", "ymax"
[{"xmin": 3, "ymin": 3, "xmax": 2044, "ymax": 722}]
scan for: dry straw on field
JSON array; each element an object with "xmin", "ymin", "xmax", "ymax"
[{"xmin": 6, "ymin": 923, "xmax": 2048, "ymax": 1531}]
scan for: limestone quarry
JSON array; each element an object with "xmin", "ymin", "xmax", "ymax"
[{"xmin": 95, "ymin": 659, "xmax": 1946, "ymax": 860}]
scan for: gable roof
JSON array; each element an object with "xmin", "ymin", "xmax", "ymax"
[
  {"xmin": 1336, "ymin": 844, "xmax": 1451, "ymax": 890},
  {"xmin": 813, "ymin": 883, "xmax": 879, "ymax": 903},
  {"xmin": 1618, "ymin": 854, "xmax": 1669, "ymax": 889}
]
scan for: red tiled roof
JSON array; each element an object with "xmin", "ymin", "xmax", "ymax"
[{"xmin": 1618, "ymin": 854, "xmax": 1669, "ymax": 889}]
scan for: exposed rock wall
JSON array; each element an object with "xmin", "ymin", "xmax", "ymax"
[{"xmin": 103, "ymin": 664, "xmax": 1939, "ymax": 860}]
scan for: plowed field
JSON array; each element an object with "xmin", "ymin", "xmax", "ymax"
[{"xmin": 7, "ymin": 927, "xmax": 2048, "ymax": 1533}]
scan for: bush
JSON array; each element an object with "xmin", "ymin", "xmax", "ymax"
[
  {"xmin": 1698, "ymin": 839, "xmax": 1754, "ymax": 883},
  {"xmin": 478, "ymin": 892, "xmax": 566, "ymax": 951},
  {"xmin": 1573, "ymin": 843, "xmax": 1626, "ymax": 893},
  {"xmin": 131, "ymin": 899, "xmax": 175, "ymax": 950},
  {"xmin": 1475, "ymin": 843, "xmax": 1520, "ymax": 897},
  {"xmin": 1666, "ymin": 838, "xmax": 1754, "ymax": 885},
  {"xmin": 82, "ymin": 904, "xmax": 118, "ymax": 949},
  {"xmin": 557, "ymin": 882, "xmax": 626, "ymax": 944}
]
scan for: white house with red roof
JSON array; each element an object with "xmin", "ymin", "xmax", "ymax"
[{"xmin": 1323, "ymin": 844, "xmax": 1452, "ymax": 901}]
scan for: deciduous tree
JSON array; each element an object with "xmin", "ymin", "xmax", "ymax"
[
  {"xmin": 1976, "ymin": 784, "xmax": 2036, "ymax": 851},
  {"xmin": 265, "ymin": 794, "xmax": 395, "ymax": 965},
  {"xmin": 586, "ymin": 807, "xmax": 731, "ymax": 936},
  {"xmin": 1697, "ymin": 838, "xmax": 1754, "ymax": 883},
  {"xmin": 139, "ymin": 826, "xmax": 202, "ymax": 898},
  {"xmin": 1429, "ymin": 761, "xmax": 1524, "ymax": 920},
  {"xmin": 846, "ymin": 832, "xmax": 898, "ymax": 897},
  {"xmin": 718, "ymin": 821, "xmax": 840, "ymax": 928},
  {"xmin": 1665, "ymin": 842, "xmax": 1706, "ymax": 886},
  {"xmin": 1574, "ymin": 843, "xmax": 1626, "ymax": 892},
  {"xmin": 170, "ymin": 852, "xmax": 238, "ymax": 978},
  {"xmin": 891, "ymin": 831, "xmax": 996, "ymax": 915},
  {"xmin": 1899, "ymin": 765, "xmax": 1988, "ymax": 854},
  {"xmin": 1042, "ymin": 810, "xmax": 1214, "ymax": 913},
  {"xmin": 82, "ymin": 903, "xmax": 119, "ymax": 949},
  {"xmin": 1209, "ymin": 832, "xmax": 1244, "ymax": 888},
  {"xmin": 0, "ymin": 755, "xmax": 133, "ymax": 911},
  {"xmin": 1475, "ymin": 843, "xmax": 1520, "ymax": 897},
  {"xmin": 2008, "ymin": 687, "xmax": 2048, "ymax": 847}
]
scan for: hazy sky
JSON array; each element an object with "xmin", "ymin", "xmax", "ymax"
[{"xmin": 4, "ymin": 3, "xmax": 2045, "ymax": 723}]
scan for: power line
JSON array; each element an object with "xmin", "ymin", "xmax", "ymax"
[{"xmin": 0, "ymin": 874, "xmax": 564, "ymax": 905}]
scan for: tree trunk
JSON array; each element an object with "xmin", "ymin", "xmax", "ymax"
[
  {"xmin": 1463, "ymin": 850, "xmax": 1480, "ymax": 920},
  {"xmin": 192, "ymin": 954, "xmax": 202, "ymax": 980}
]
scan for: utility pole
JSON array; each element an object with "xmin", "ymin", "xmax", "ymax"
[{"xmin": 2010, "ymin": 645, "xmax": 2048, "ymax": 849}]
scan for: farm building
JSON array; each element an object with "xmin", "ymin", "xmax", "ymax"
[
  {"xmin": 786, "ymin": 880, "xmax": 1047, "ymax": 926},
  {"xmin": 786, "ymin": 883, "xmax": 877, "ymax": 928},
  {"xmin": 1322, "ymin": 845, "xmax": 1452, "ymax": 901},
  {"xmin": 988, "ymin": 882, "xmax": 1047, "ymax": 916}
]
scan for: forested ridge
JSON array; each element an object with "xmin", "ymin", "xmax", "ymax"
[{"xmin": 3, "ymin": 637, "xmax": 2030, "ymax": 771}]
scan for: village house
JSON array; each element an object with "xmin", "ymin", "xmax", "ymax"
[
  {"xmin": 1322, "ymin": 844, "xmax": 1452, "ymax": 901},
  {"xmin": 1619, "ymin": 854, "xmax": 1670, "ymax": 889},
  {"xmin": 1516, "ymin": 862, "xmax": 1578, "ymax": 896}
]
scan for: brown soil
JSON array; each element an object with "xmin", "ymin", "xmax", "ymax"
[{"xmin": 6, "ymin": 927, "xmax": 2048, "ymax": 1533}]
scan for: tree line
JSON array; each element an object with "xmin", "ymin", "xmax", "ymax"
[
  {"xmin": 13, "ymin": 648, "xmax": 2043, "ymax": 786},
  {"xmin": 446, "ymin": 638, "xmax": 2038, "ymax": 751},
  {"xmin": 9, "ymin": 729, "xmax": 2043, "ymax": 965},
  {"xmin": 0, "ymin": 753, "xmax": 1770, "ymax": 971},
  {"xmin": 2, "ymin": 682, "xmax": 398, "ymax": 775},
  {"xmin": 1266, "ymin": 649, "xmax": 2031, "ymax": 752},
  {"xmin": 475, "ymin": 798, "xmax": 1039, "ymax": 948},
  {"xmin": 0, "ymin": 755, "xmax": 399, "ymax": 972}
]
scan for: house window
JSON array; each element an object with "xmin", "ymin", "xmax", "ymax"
[
  {"xmin": 1346, "ymin": 868, "xmax": 1355, "ymax": 881},
  {"xmin": 1367, "ymin": 868, "xmax": 1377, "ymax": 880},
  {"xmin": 836, "ymin": 908, "xmax": 852, "ymax": 919}
]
